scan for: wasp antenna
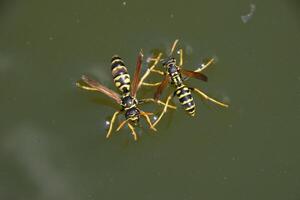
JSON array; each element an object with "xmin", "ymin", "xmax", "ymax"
[{"xmin": 169, "ymin": 39, "xmax": 179, "ymax": 56}]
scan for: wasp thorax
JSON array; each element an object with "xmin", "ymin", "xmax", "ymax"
[
  {"xmin": 167, "ymin": 64, "xmax": 178, "ymax": 74},
  {"xmin": 121, "ymin": 94, "xmax": 137, "ymax": 108}
]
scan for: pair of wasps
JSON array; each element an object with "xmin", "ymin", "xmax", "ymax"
[{"xmin": 77, "ymin": 40, "xmax": 229, "ymax": 140}]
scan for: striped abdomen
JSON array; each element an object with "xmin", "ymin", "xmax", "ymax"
[
  {"xmin": 111, "ymin": 55, "xmax": 131, "ymax": 93},
  {"xmin": 175, "ymin": 85, "xmax": 196, "ymax": 116}
]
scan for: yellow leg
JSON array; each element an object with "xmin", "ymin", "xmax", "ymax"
[
  {"xmin": 153, "ymin": 93, "xmax": 174, "ymax": 127},
  {"xmin": 178, "ymin": 49, "xmax": 183, "ymax": 67},
  {"xmin": 116, "ymin": 119, "xmax": 130, "ymax": 132},
  {"xmin": 170, "ymin": 39, "xmax": 179, "ymax": 55},
  {"xmin": 140, "ymin": 111, "xmax": 157, "ymax": 132},
  {"xmin": 151, "ymin": 69, "xmax": 164, "ymax": 75},
  {"xmin": 138, "ymin": 53, "xmax": 163, "ymax": 89},
  {"xmin": 76, "ymin": 82, "xmax": 98, "ymax": 91},
  {"xmin": 147, "ymin": 58, "xmax": 159, "ymax": 62},
  {"xmin": 142, "ymin": 82, "xmax": 162, "ymax": 87},
  {"xmin": 147, "ymin": 58, "xmax": 155, "ymax": 61},
  {"xmin": 192, "ymin": 88, "xmax": 229, "ymax": 108},
  {"xmin": 106, "ymin": 111, "xmax": 120, "ymax": 139},
  {"xmin": 195, "ymin": 58, "xmax": 215, "ymax": 73},
  {"xmin": 127, "ymin": 123, "xmax": 138, "ymax": 141},
  {"xmin": 142, "ymin": 112, "xmax": 154, "ymax": 116},
  {"xmin": 140, "ymin": 98, "xmax": 177, "ymax": 109}
]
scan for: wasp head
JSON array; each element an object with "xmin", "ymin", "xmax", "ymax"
[
  {"xmin": 162, "ymin": 57, "xmax": 176, "ymax": 67},
  {"xmin": 162, "ymin": 57, "xmax": 178, "ymax": 75},
  {"xmin": 125, "ymin": 107, "xmax": 140, "ymax": 125}
]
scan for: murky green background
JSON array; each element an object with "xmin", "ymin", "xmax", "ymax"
[{"xmin": 1, "ymin": 0, "xmax": 299, "ymax": 199}]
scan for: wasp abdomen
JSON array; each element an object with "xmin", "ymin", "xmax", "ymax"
[
  {"xmin": 111, "ymin": 55, "xmax": 131, "ymax": 93},
  {"xmin": 175, "ymin": 86, "xmax": 196, "ymax": 116}
]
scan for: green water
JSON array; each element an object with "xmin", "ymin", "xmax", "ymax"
[{"xmin": 1, "ymin": 0, "xmax": 299, "ymax": 199}]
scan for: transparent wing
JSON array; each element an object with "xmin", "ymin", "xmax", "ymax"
[
  {"xmin": 81, "ymin": 75, "xmax": 122, "ymax": 104},
  {"xmin": 154, "ymin": 74, "xmax": 169, "ymax": 100},
  {"xmin": 130, "ymin": 51, "xmax": 143, "ymax": 97},
  {"xmin": 181, "ymin": 69, "xmax": 208, "ymax": 82}
]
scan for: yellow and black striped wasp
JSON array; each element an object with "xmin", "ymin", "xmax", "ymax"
[
  {"xmin": 76, "ymin": 51, "xmax": 176, "ymax": 140},
  {"xmin": 142, "ymin": 39, "xmax": 229, "ymax": 127}
]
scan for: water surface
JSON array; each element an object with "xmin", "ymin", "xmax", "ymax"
[{"xmin": 0, "ymin": 0, "xmax": 299, "ymax": 199}]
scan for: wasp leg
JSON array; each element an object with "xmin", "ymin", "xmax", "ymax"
[
  {"xmin": 141, "ymin": 82, "xmax": 162, "ymax": 87},
  {"xmin": 194, "ymin": 58, "xmax": 215, "ymax": 73},
  {"xmin": 76, "ymin": 82, "xmax": 98, "ymax": 91},
  {"xmin": 147, "ymin": 57, "xmax": 160, "ymax": 62},
  {"xmin": 170, "ymin": 39, "xmax": 179, "ymax": 55},
  {"xmin": 182, "ymin": 58, "xmax": 215, "ymax": 82},
  {"xmin": 139, "ymin": 98, "xmax": 177, "ymax": 109},
  {"xmin": 147, "ymin": 58, "xmax": 156, "ymax": 62},
  {"xmin": 190, "ymin": 87, "xmax": 229, "ymax": 108},
  {"xmin": 116, "ymin": 119, "xmax": 130, "ymax": 132},
  {"xmin": 106, "ymin": 111, "xmax": 121, "ymax": 139},
  {"xmin": 127, "ymin": 123, "xmax": 138, "ymax": 141},
  {"xmin": 138, "ymin": 53, "xmax": 163, "ymax": 89},
  {"xmin": 142, "ymin": 111, "xmax": 154, "ymax": 116},
  {"xmin": 140, "ymin": 111, "xmax": 157, "ymax": 132},
  {"xmin": 151, "ymin": 69, "xmax": 164, "ymax": 75},
  {"xmin": 152, "ymin": 93, "xmax": 175, "ymax": 127}
]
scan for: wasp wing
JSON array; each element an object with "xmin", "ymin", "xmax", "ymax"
[
  {"xmin": 80, "ymin": 75, "xmax": 122, "ymax": 104},
  {"xmin": 130, "ymin": 51, "xmax": 143, "ymax": 97},
  {"xmin": 154, "ymin": 74, "xmax": 169, "ymax": 100},
  {"xmin": 181, "ymin": 69, "xmax": 208, "ymax": 82}
]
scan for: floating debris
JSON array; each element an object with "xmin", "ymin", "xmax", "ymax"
[{"xmin": 241, "ymin": 4, "xmax": 256, "ymax": 23}]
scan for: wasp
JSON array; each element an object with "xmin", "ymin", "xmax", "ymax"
[
  {"xmin": 76, "ymin": 51, "xmax": 176, "ymax": 140},
  {"xmin": 142, "ymin": 39, "xmax": 229, "ymax": 127}
]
